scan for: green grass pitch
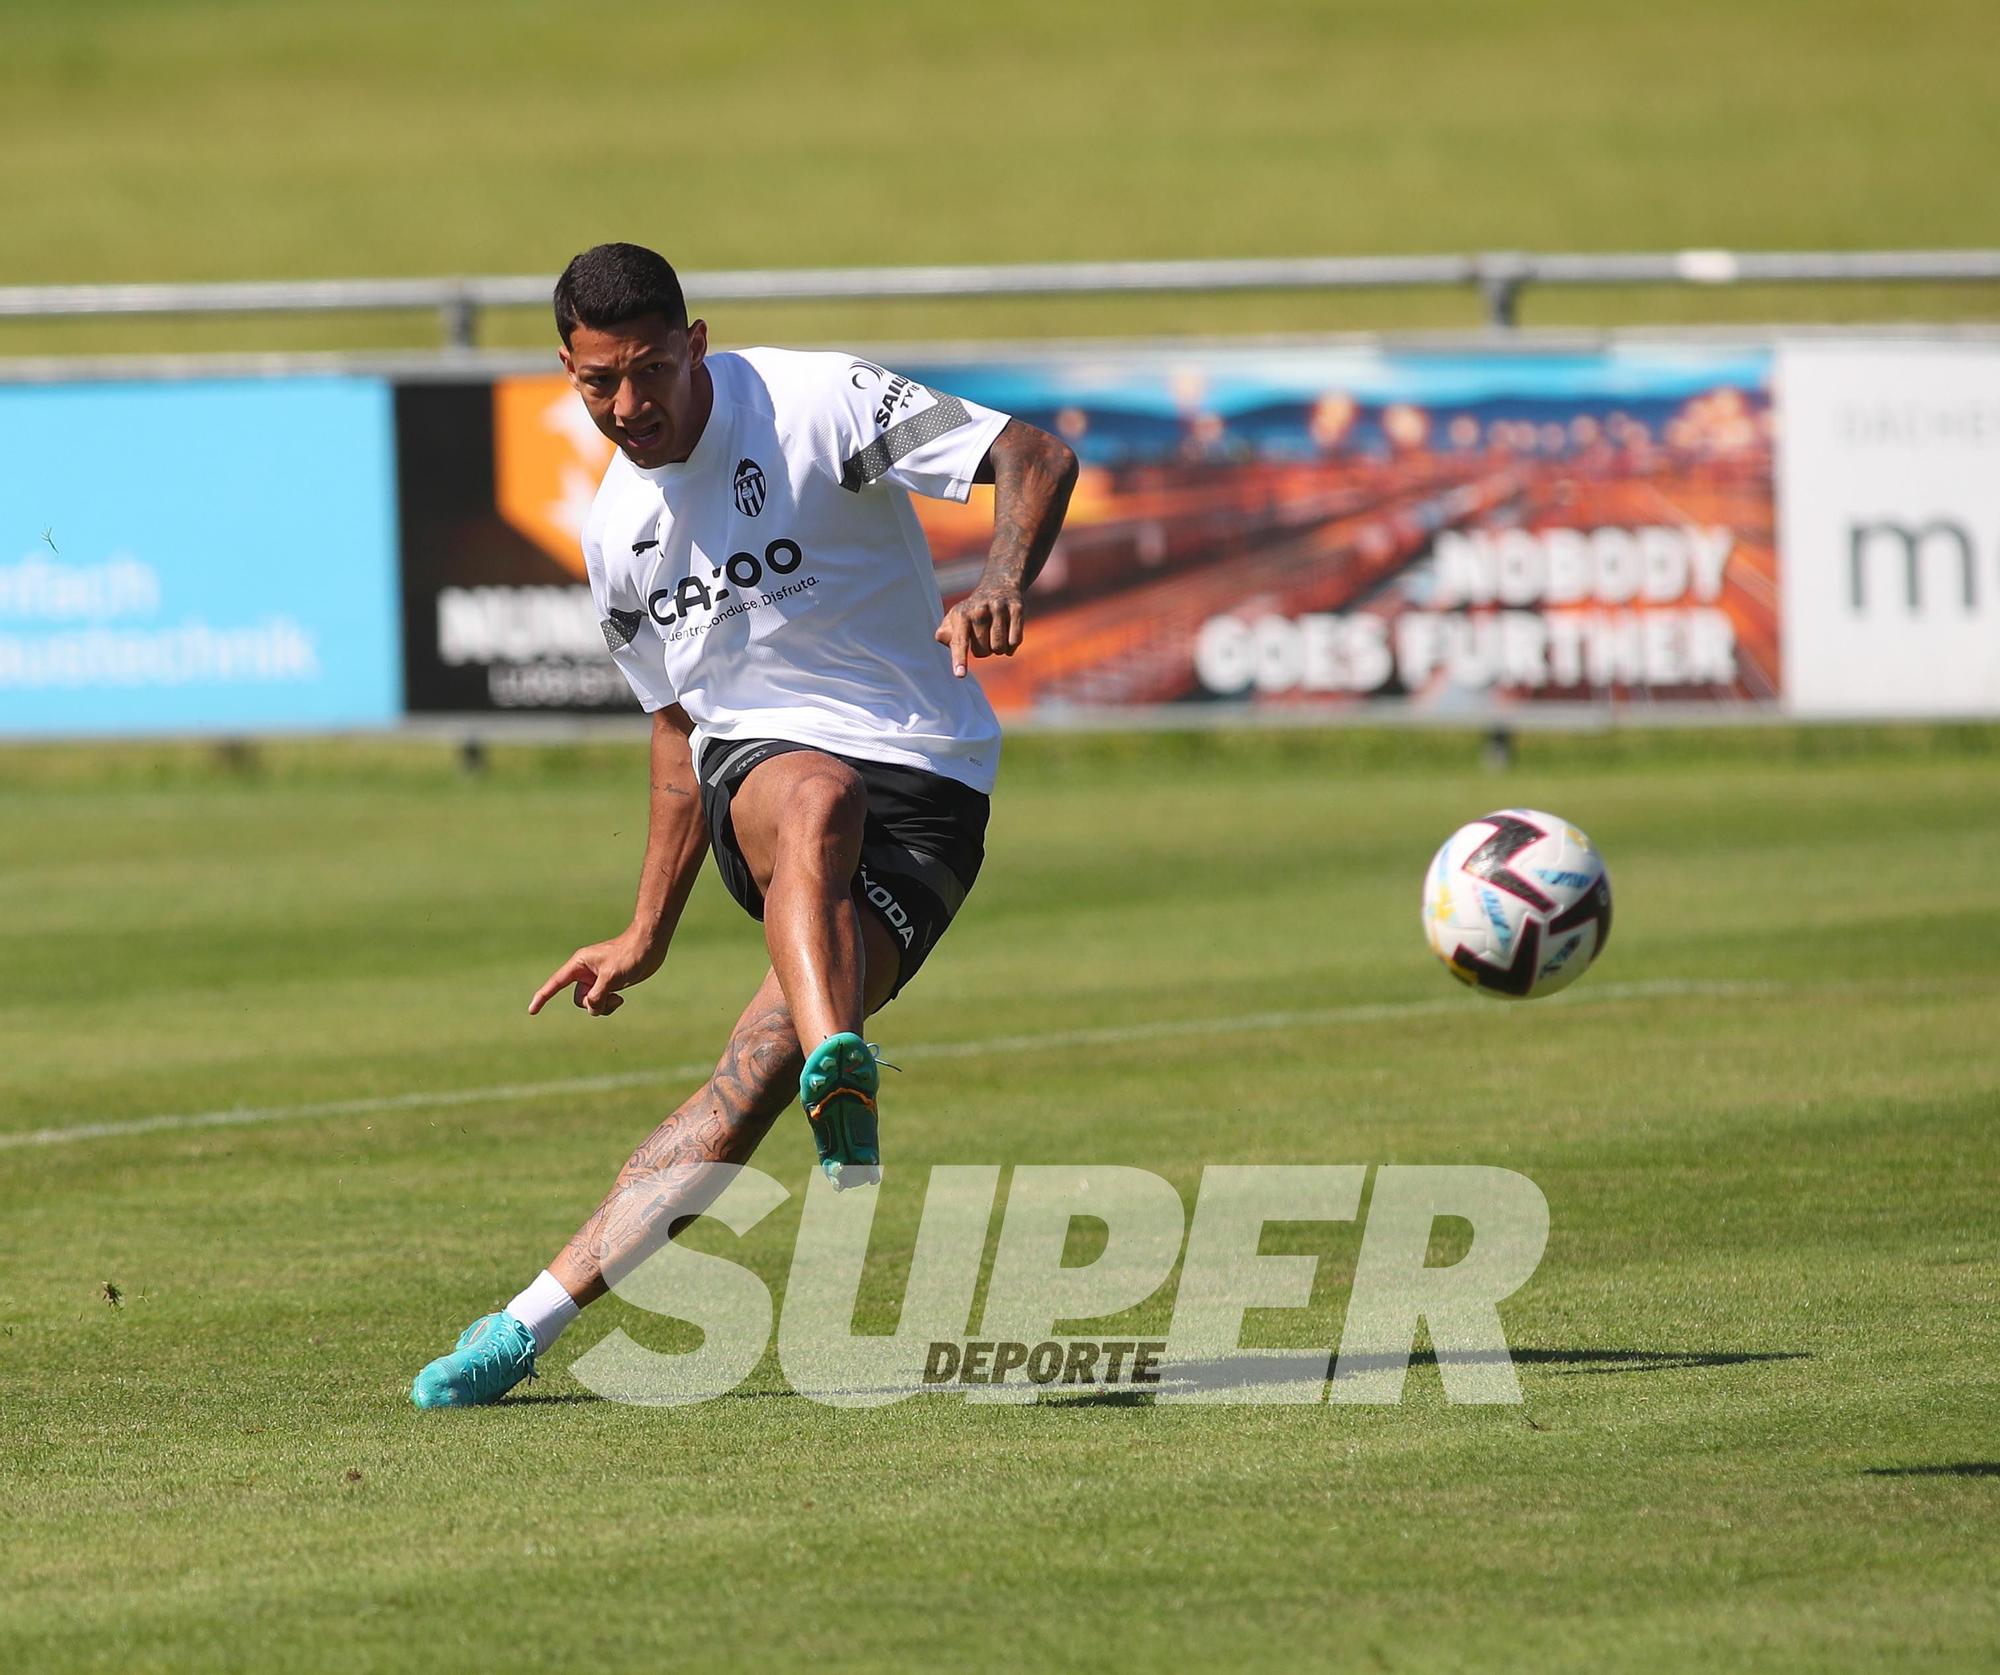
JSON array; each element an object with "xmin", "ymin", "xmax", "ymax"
[
  {"xmin": 3, "ymin": 0, "xmax": 1999, "ymax": 357},
  {"xmin": 1, "ymin": 728, "xmax": 1995, "ymax": 1671}
]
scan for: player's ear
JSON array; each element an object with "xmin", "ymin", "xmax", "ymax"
[
  {"xmin": 685, "ymin": 319, "xmax": 708, "ymax": 367},
  {"xmin": 558, "ymin": 344, "xmax": 577, "ymax": 384}
]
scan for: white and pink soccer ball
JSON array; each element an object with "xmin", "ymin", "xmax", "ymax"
[{"xmin": 1422, "ymin": 809, "xmax": 1612, "ymax": 999}]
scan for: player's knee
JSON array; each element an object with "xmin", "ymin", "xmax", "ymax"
[{"xmin": 781, "ymin": 763, "xmax": 867, "ymax": 852}]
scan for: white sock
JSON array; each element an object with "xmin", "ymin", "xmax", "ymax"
[{"xmin": 506, "ymin": 1270, "xmax": 580, "ymax": 1355}]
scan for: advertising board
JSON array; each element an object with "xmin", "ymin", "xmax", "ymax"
[
  {"xmin": 913, "ymin": 347, "xmax": 1777, "ymax": 717},
  {"xmin": 1776, "ymin": 341, "xmax": 2000, "ymax": 716},
  {"xmin": 396, "ymin": 377, "xmax": 628, "ymax": 713},
  {"xmin": 0, "ymin": 378, "xmax": 400, "ymax": 736},
  {"xmin": 398, "ymin": 348, "xmax": 1778, "ymax": 720}
]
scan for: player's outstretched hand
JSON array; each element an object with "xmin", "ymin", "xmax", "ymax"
[
  {"xmin": 528, "ymin": 931, "xmax": 661, "ymax": 1018},
  {"xmin": 935, "ymin": 583, "xmax": 1024, "ymax": 678}
]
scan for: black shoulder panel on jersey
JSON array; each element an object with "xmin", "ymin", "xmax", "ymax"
[
  {"xmin": 839, "ymin": 393, "xmax": 971, "ymax": 491},
  {"xmin": 601, "ymin": 608, "xmax": 643, "ymax": 652}
]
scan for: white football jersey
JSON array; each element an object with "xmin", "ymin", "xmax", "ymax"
[{"xmin": 582, "ymin": 348, "xmax": 1010, "ymax": 792}]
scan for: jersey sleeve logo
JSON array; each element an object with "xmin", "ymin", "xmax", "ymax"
[
  {"xmin": 733, "ymin": 457, "xmax": 767, "ymax": 517},
  {"xmin": 601, "ymin": 607, "xmax": 644, "ymax": 652},
  {"xmin": 840, "ymin": 391, "xmax": 971, "ymax": 491}
]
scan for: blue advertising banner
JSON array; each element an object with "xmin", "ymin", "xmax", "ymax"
[{"xmin": 0, "ymin": 378, "xmax": 399, "ymax": 735}]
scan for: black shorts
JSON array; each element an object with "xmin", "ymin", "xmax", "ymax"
[{"xmin": 697, "ymin": 737, "xmax": 989, "ymax": 999}]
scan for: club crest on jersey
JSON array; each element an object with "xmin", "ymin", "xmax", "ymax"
[{"xmin": 733, "ymin": 457, "xmax": 767, "ymax": 518}]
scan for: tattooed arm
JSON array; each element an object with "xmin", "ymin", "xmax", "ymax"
[
  {"xmin": 528, "ymin": 704, "xmax": 709, "ymax": 1017},
  {"xmin": 934, "ymin": 419, "xmax": 1079, "ymax": 677}
]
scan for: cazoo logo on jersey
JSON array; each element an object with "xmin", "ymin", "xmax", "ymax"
[{"xmin": 646, "ymin": 538, "xmax": 814, "ymax": 640}]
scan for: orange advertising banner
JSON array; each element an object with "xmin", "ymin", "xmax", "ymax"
[{"xmin": 909, "ymin": 347, "xmax": 1776, "ymax": 715}]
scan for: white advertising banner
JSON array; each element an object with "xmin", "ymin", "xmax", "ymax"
[{"xmin": 1778, "ymin": 342, "xmax": 2000, "ymax": 716}]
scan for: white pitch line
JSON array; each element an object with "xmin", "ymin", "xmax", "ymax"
[{"xmin": 0, "ymin": 978, "xmax": 1775, "ymax": 1153}]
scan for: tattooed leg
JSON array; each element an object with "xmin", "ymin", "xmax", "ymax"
[
  {"xmin": 541, "ymin": 901, "xmax": 901, "ymax": 1310},
  {"xmin": 547, "ymin": 971, "xmax": 803, "ymax": 1306}
]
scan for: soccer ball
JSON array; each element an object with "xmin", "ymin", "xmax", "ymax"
[{"xmin": 1422, "ymin": 809, "xmax": 1612, "ymax": 999}]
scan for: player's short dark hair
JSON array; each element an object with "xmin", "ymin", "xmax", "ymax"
[{"xmin": 553, "ymin": 243, "xmax": 688, "ymax": 345}]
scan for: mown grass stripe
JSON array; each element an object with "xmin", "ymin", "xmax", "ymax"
[{"xmin": 0, "ymin": 978, "xmax": 1774, "ymax": 1152}]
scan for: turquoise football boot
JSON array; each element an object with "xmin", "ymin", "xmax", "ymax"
[
  {"xmin": 410, "ymin": 1311, "xmax": 538, "ymax": 1408},
  {"xmin": 801, "ymin": 1032, "xmax": 881, "ymax": 1190}
]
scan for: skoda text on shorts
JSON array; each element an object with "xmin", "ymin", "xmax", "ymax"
[{"xmin": 410, "ymin": 243, "xmax": 1079, "ymax": 1409}]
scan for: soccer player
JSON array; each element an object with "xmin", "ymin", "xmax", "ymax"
[{"xmin": 411, "ymin": 243, "xmax": 1077, "ymax": 1407}]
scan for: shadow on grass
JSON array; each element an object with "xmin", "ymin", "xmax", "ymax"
[
  {"xmin": 1037, "ymin": 1387, "xmax": 1158, "ymax": 1410},
  {"xmin": 1036, "ymin": 1346, "xmax": 1810, "ymax": 1408},
  {"xmin": 1864, "ymin": 1462, "xmax": 2000, "ymax": 1479},
  {"xmin": 1500, "ymin": 1346, "xmax": 1808, "ymax": 1376},
  {"xmin": 513, "ymin": 1344, "xmax": 1806, "ymax": 1411}
]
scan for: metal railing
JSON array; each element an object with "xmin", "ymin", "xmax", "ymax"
[{"xmin": 3, "ymin": 249, "xmax": 1998, "ymax": 347}]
